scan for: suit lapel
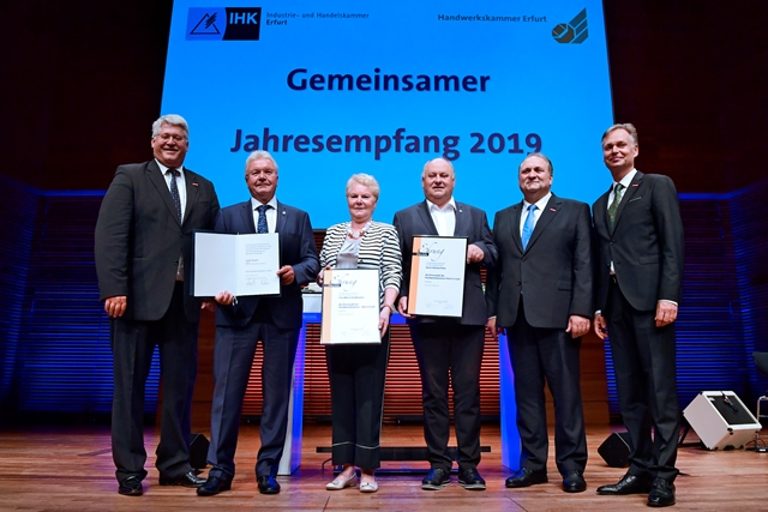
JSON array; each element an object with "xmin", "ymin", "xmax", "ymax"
[
  {"xmin": 182, "ymin": 169, "xmax": 200, "ymax": 225},
  {"xmin": 146, "ymin": 161, "xmax": 181, "ymax": 226},
  {"xmin": 417, "ymin": 201, "xmax": 439, "ymax": 235},
  {"xmin": 240, "ymin": 200, "xmax": 256, "ymax": 233},
  {"xmin": 275, "ymin": 201, "xmax": 287, "ymax": 234},
  {"xmin": 454, "ymin": 201, "xmax": 468, "ymax": 237},
  {"xmin": 613, "ymin": 171, "xmax": 644, "ymax": 232},
  {"xmin": 509, "ymin": 203, "xmax": 524, "ymax": 253}
]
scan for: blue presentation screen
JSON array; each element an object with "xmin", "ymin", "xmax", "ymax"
[{"xmin": 162, "ymin": 1, "xmax": 613, "ymax": 227}]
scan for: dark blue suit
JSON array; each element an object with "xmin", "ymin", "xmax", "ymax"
[{"xmin": 206, "ymin": 199, "xmax": 319, "ymax": 480}]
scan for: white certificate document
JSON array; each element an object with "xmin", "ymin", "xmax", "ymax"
[
  {"xmin": 193, "ymin": 232, "xmax": 280, "ymax": 297},
  {"xmin": 320, "ymin": 268, "xmax": 381, "ymax": 345},
  {"xmin": 408, "ymin": 236, "xmax": 467, "ymax": 317}
]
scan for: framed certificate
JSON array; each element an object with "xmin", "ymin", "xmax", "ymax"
[
  {"xmin": 320, "ymin": 268, "xmax": 381, "ymax": 345},
  {"xmin": 408, "ymin": 236, "xmax": 467, "ymax": 317},
  {"xmin": 192, "ymin": 231, "xmax": 280, "ymax": 297}
]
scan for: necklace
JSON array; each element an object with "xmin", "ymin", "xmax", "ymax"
[{"xmin": 347, "ymin": 220, "xmax": 372, "ymax": 239}]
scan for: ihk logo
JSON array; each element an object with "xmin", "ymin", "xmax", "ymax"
[
  {"xmin": 552, "ymin": 8, "xmax": 588, "ymax": 44},
  {"xmin": 187, "ymin": 7, "xmax": 262, "ymax": 41}
]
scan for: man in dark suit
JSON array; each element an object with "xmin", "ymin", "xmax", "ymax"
[
  {"xmin": 592, "ymin": 123, "xmax": 684, "ymax": 508},
  {"xmin": 485, "ymin": 153, "xmax": 592, "ymax": 493},
  {"xmin": 197, "ymin": 150, "xmax": 319, "ymax": 497},
  {"xmin": 393, "ymin": 157, "xmax": 497, "ymax": 491},
  {"xmin": 94, "ymin": 114, "xmax": 220, "ymax": 496}
]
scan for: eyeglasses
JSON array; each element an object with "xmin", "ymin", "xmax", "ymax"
[{"xmin": 156, "ymin": 133, "xmax": 187, "ymax": 142}]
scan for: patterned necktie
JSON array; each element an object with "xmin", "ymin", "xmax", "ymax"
[
  {"xmin": 167, "ymin": 168, "xmax": 182, "ymax": 222},
  {"xmin": 607, "ymin": 182, "xmax": 625, "ymax": 228},
  {"xmin": 521, "ymin": 204, "xmax": 537, "ymax": 250},
  {"xmin": 256, "ymin": 204, "xmax": 270, "ymax": 233}
]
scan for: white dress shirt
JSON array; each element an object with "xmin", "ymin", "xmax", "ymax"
[
  {"xmin": 427, "ymin": 197, "xmax": 457, "ymax": 237},
  {"xmin": 250, "ymin": 196, "xmax": 279, "ymax": 233},
  {"xmin": 155, "ymin": 159, "xmax": 187, "ymax": 223}
]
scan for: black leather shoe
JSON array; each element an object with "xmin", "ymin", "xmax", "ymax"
[
  {"xmin": 257, "ymin": 475, "xmax": 281, "ymax": 495},
  {"xmin": 118, "ymin": 475, "xmax": 143, "ymax": 496},
  {"xmin": 647, "ymin": 478, "xmax": 675, "ymax": 507},
  {"xmin": 159, "ymin": 470, "xmax": 206, "ymax": 488},
  {"xmin": 562, "ymin": 471, "xmax": 587, "ymax": 493},
  {"xmin": 596, "ymin": 473, "xmax": 652, "ymax": 495},
  {"xmin": 505, "ymin": 467, "xmax": 548, "ymax": 488},
  {"xmin": 458, "ymin": 467, "xmax": 486, "ymax": 490},
  {"xmin": 197, "ymin": 475, "xmax": 232, "ymax": 496},
  {"xmin": 421, "ymin": 467, "xmax": 451, "ymax": 490}
]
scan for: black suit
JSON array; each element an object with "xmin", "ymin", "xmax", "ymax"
[
  {"xmin": 592, "ymin": 171, "xmax": 684, "ymax": 482},
  {"xmin": 206, "ymin": 199, "xmax": 319, "ymax": 480},
  {"xmin": 94, "ymin": 160, "xmax": 219, "ymax": 484},
  {"xmin": 393, "ymin": 201, "xmax": 497, "ymax": 471},
  {"xmin": 486, "ymin": 194, "xmax": 592, "ymax": 476}
]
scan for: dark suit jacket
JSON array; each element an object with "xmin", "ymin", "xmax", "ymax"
[
  {"xmin": 94, "ymin": 160, "xmax": 220, "ymax": 322},
  {"xmin": 592, "ymin": 171, "xmax": 684, "ymax": 312},
  {"xmin": 213, "ymin": 200, "xmax": 319, "ymax": 330},
  {"xmin": 486, "ymin": 194, "xmax": 593, "ymax": 329},
  {"xmin": 393, "ymin": 200, "xmax": 497, "ymax": 326}
]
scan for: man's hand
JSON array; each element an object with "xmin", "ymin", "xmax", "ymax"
[
  {"xmin": 104, "ymin": 295, "xmax": 127, "ymax": 318},
  {"xmin": 466, "ymin": 243, "xmax": 485, "ymax": 264},
  {"xmin": 655, "ymin": 300, "xmax": 678, "ymax": 328},
  {"xmin": 214, "ymin": 291, "xmax": 236, "ymax": 306},
  {"xmin": 594, "ymin": 312, "xmax": 608, "ymax": 340},
  {"xmin": 566, "ymin": 315, "xmax": 590, "ymax": 339},
  {"xmin": 277, "ymin": 265, "xmax": 295, "ymax": 285},
  {"xmin": 485, "ymin": 316, "xmax": 501, "ymax": 337}
]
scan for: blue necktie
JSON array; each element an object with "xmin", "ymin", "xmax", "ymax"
[
  {"xmin": 521, "ymin": 204, "xmax": 537, "ymax": 250},
  {"xmin": 167, "ymin": 168, "xmax": 182, "ymax": 222},
  {"xmin": 256, "ymin": 204, "xmax": 269, "ymax": 233}
]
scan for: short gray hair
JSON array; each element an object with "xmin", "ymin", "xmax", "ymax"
[
  {"xmin": 602, "ymin": 123, "xmax": 639, "ymax": 145},
  {"xmin": 151, "ymin": 114, "xmax": 189, "ymax": 139},
  {"xmin": 244, "ymin": 150, "xmax": 279, "ymax": 174},
  {"xmin": 346, "ymin": 173, "xmax": 380, "ymax": 200}
]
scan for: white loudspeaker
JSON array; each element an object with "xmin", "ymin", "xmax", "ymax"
[{"xmin": 683, "ymin": 391, "xmax": 762, "ymax": 450}]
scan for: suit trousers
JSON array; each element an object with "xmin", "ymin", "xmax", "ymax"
[
  {"xmin": 110, "ymin": 283, "xmax": 198, "ymax": 483},
  {"xmin": 326, "ymin": 334, "xmax": 390, "ymax": 469},
  {"xmin": 207, "ymin": 317, "xmax": 299, "ymax": 479},
  {"xmin": 410, "ymin": 323, "xmax": 484, "ymax": 471},
  {"xmin": 507, "ymin": 304, "xmax": 587, "ymax": 475},
  {"xmin": 606, "ymin": 280, "xmax": 679, "ymax": 482}
]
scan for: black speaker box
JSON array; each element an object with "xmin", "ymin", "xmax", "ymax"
[
  {"xmin": 190, "ymin": 433, "xmax": 210, "ymax": 469},
  {"xmin": 598, "ymin": 431, "xmax": 631, "ymax": 467}
]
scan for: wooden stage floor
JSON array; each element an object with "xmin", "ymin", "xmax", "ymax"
[{"xmin": 0, "ymin": 423, "xmax": 766, "ymax": 511}]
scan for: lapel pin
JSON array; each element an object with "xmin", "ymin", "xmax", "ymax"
[{"xmin": 192, "ymin": 182, "xmax": 199, "ymax": 187}]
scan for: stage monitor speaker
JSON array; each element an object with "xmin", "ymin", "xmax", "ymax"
[
  {"xmin": 682, "ymin": 391, "xmax": 761, "ymax": 450},
  {"xmin": 598, "ymin": 431, "xmax": 631, "ymax": 467},
  {"xmin": 190, "ymin": 433, "xmax": 210, "ymax": 469}
]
